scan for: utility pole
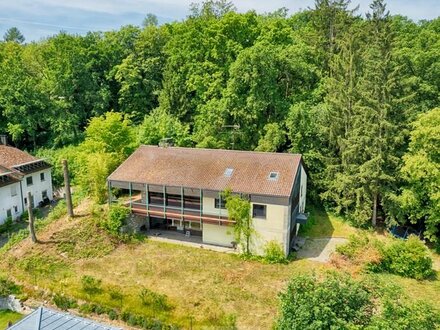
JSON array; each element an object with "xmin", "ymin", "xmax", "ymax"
[
  {"xmin": 62, "ymin": 159, "xmax": 74, "ymax": 218},
  {"xmin": 27, "ymin": 192, "xmax": 37, "ymax": 243}
]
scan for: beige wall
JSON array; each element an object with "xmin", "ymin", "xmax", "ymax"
[
  {"xmin": 202, "ymin": 196, "xmax": 290, "ymax": 255},
  {"xmin": 202, "ymin": 223, "xmax": 233, "ymax": 247},
  {"xmin": 251, "ymin": 202, "xmax": 289, "ymax": 255},
  {"xmin": 202, "ymin": 196, "xmax": 228, "ymax": 218}
]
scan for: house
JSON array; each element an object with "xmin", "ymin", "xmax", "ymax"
[
  {"xmin": 0, "ymin": 136, "xmax": 53, "ymax": 224},
  {"xmin": 9, "ymin": 306, "xmax": 121, "ymax": 329},
  {"xmin": 107, "ymin": 145, "xmax": 307, "ymax": 255}
]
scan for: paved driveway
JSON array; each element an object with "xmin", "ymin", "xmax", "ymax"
[{"xmin": 296, "ymin": 237, "xmax": 348, "ymax": 263}]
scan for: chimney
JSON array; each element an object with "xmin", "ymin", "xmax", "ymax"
[{"xmin": 0, "ymin": 135, "xmax": 6, "ymax": 146}]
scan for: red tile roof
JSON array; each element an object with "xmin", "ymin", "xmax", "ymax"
[
  {"xmin": 108, "ymin": 146, "xmax": 302, "ymax": 197},
  {"xmin": 0, "ymin": 145, "xmax": 39, "ymax": 169}
]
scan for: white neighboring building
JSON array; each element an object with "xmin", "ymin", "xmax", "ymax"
[{"xmin": 0, "ymin": 138, "xmax": 53, "ymax": 224}]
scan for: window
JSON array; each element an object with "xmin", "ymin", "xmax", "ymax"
[
  {"xmin": 184, "ymin": 196, "xmax": 201, "ymax": 210},
  {"xmin": 268, "ymin": 172, "xmax": 279, "ymax": 181},
  {"xmin": 11, "ymin": 185, "xmax": 17, "ymax": 197},
  {"xmin": 6, "ymin": 209, "xmax": 12, "ymax": 218},
  {"xmin": 148, "ymin": 192, "xmax": 164, "ymax": 205},
  {"xmin": 14, "ymin": 206, "xmax": 18, "ymax": 213},
  {"xmin": 214, "ymin": 198, "xmax": 226, "ymax": 209},
  {"xmin": 40, "ymin": 172, "xmax": 45, "ymax": 182},
  {"xmin": 166, "ymin": 194, "xmax": 181, "ymax": 208},
  {"xmin": 224, "ymin": 168, "xmax": 234, "ymax": 177},
  {"xmin": 26, "ymin": 176, "xmax": 33, "ymax": 186},
  {"xmin": 24, "ymin": 197, "xmax": 27, "ymax": 205},
  {"xmin": 42, "ymin": 190, "xmax": 48, "ymax": 200},
  {"xmin": 252, "ymin": 204, "xmax": 266, "ymax": 219}
]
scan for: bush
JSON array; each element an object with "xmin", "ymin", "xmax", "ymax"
[
  {"xmin": 53, "ymin": 294, "xmax": 78, "ymax": 310},
  {"xmin": 106, "ymin": 205, "xmax": 130, "ymax": 235},
  {"xmin": 81, "ymin": 275, "xmax": 102, "ymax": 295},
  {"xmin": 139, "ymin": 288, "xmax": 170, "ymax": 310},
  {"xmin": 0, "ymin": 217, "xmax": 13, "ymax": 234},
  {"xmin": 370, "ymin": 298, "xmax": 440, "ymax": 329},
  {"xmin": 0, "ymin": 277, "xmax": 21, "ymax": 296},
  {"xmin": 276, "ymin": 272, "xmax": 373, "ymax": 329},
  {"xmin": 379, "ymin": 236, "xmax": 434, "ymax": 280},
  {"xmin": 263, "ymin": 241, "xmax": 288, "ymax": 264}
]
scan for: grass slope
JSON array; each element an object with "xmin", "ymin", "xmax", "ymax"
[
  {"xmin": 299, "ymin": 205, "xmax": 357, "ymax": 238},
  {"xmin": 0, "ymin": 200, "xmax": 439, "ymax": 329}
]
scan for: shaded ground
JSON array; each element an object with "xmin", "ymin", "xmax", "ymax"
[{"xmin": 297, "ymin": 237, "xmax": 348, "ymax": 263}]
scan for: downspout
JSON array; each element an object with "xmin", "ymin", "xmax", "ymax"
[{"xmin": 19, "ymin": 181, "xmax": 24, "ymax": 215}]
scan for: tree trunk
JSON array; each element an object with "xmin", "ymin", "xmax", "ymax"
[
  {"xmin": 372, "ymin": 192, "xmax": 378, "ymax": 227},
  {"xmin": 27, "ymin": 192, "xmax": 37, "ymax": 243}
]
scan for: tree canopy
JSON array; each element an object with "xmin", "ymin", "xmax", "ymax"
[{"xmin": 1, "ymin": 0, "xmax": 439, "ymax": 240}]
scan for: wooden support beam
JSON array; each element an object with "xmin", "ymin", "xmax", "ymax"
[
  {"xmin": 62, "ymin": 159, "xmax": 74, "ymax": 218},
  {"xmin": 27, "ymin": 192, "xmax": 37, "ymax": 243}
]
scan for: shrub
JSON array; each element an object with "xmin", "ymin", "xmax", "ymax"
[
  {"xmin": 276, "ymin": 272, "xmax": 373, "ymax": 329},
  {"xmin": 53, "ymin": 294, "xmax": 77, "ymax": 310},
  {"xmin": 263, "ymin": 240, "xmax": 288, "ymax": 264},
  {"xmin": 81, "ymin": 275, "xmax": 102, "ymax": 295},
  {"xmin": 139, "ymin": 288, "xmax": 170, "ymax": 310},
  {"xmin": 379, "ymin": 236, "xmax": 434, "ymax": 280},
  {"xmin": 336, "ymin": 234, "xmax": 371, "ymax": 259},
  {"xmin": 370, "ymin": 298, "xmax": 440, "ymax": 329},
  {"xmin": 0, "ymin": 217, "xmax": 13, "ymax": 234},
  {"xmin": 106, "ymin": 205, "xmax": 130, "ymax": 235},
  {"xmin": 0, "ymin": 277, "xmax": 21, "ymax": 296}
]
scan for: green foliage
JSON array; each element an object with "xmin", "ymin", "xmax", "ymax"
[
  {"xmin": 3, "ymin": 27, "xmax": 25, "ymax": 43},
  {"xmin": 83, "ymin": 112, "xmax": 137, "ymax": 158},
  {"xmin": 263, "ymin": 240, "xmax": 288, "ymax": 264},
  {"xmin": 0, "ymin": 277, "xmax": 21, "ymax": 296},
  {"xmin": 223, "ymin": 190, "xmax": 254, "ymax": 255},
  {"xmin": 337, "ymin": 234, "xmax": 434, "ymax": 280},
  {"xmin": 81, "ymin": 275, "xmax": 103, "ymax": 295},
  {"xmin": 137, "ymin": 107, "xmax": 191, "ymax": 146},
  {"xmin": 255, "ymin": 123, "xmax": 286, "ymax": 152},
  {"xmin": 138, "ymin": 288, "xmax": 170, "ymax": 311},
  {"xmin": 53, "ymin": 294, "xmax": 78, "ymax": 310},
  {"xmin": 276, "ymin": 272, "xmax": 373, "ymax": 329},
  {"xmin": 0, "ymin": 218, "xmax": 13, "ymax": 235},
  {"xmin": 0, "ymin": 1, "xmax": 439, "ymax": 241},
  {"xmin": 378, "ymin": 236, "xmax": 434, "ymax": 280},
  {"xmin": 106, "ymin": 204, "xmax": 130, "ymax": 235},
  {"xmin": 276, "ymin": 272, "xmax": 440, "ymax": 330},
  {"xmin": 393, "ymin": 108, "xmax": 440, "ymax": 241}
]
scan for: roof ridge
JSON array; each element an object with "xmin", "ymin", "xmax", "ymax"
[{"xmin": 139, "ymin": 145, "xmax": 302, "ymax": 157}]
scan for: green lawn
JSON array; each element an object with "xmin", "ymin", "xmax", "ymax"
[
  {"xmin": 0, "ymin": 310, "xmax": 23, "ymax": 329},
  {"xmin": 1, "ymin": 200, "xmax": 439, "ymax": 329},
  {"xmin": 299, "ymin": 205, "xmax": 357, "ymax": 238}
]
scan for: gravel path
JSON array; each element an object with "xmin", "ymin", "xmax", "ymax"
[{"xmin": 296, "ymin": 237, "xmax": 348, "ymax": 263}]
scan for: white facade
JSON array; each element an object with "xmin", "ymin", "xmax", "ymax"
[
  {"xmin": 21, "ymin": 169, "xmax": 53, "ymax": 208},
  {"xmin": 0, "ymin": 182, "xmax": 23, "ymax": 223},
  {"xmin": 0, "ymin": 168, "xmax": 53, "ymax": 225}
]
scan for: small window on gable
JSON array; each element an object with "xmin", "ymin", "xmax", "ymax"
[
  {"xmin": 268, "ymin": 171, "xmax": 279, "ymax": 181},
  {"xmin": 40, "ymin": 172, "xmax": 45, "ymax": 182},
  {"xmin": 224, "ymin": 168, "xmax": 234, "ymax": 177},
  {"xmin": 26, "ymin": 176, "xmax": 33, "ymax": 186}
]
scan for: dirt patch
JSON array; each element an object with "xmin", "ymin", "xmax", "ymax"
[{"xmin": 296, "ymin": 237, "xmax": 348, "ymax": 263}]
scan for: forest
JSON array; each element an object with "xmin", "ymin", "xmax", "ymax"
[{"xmin": 0, "ymin": 0, "xmax": 439, "ymax": 243}]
